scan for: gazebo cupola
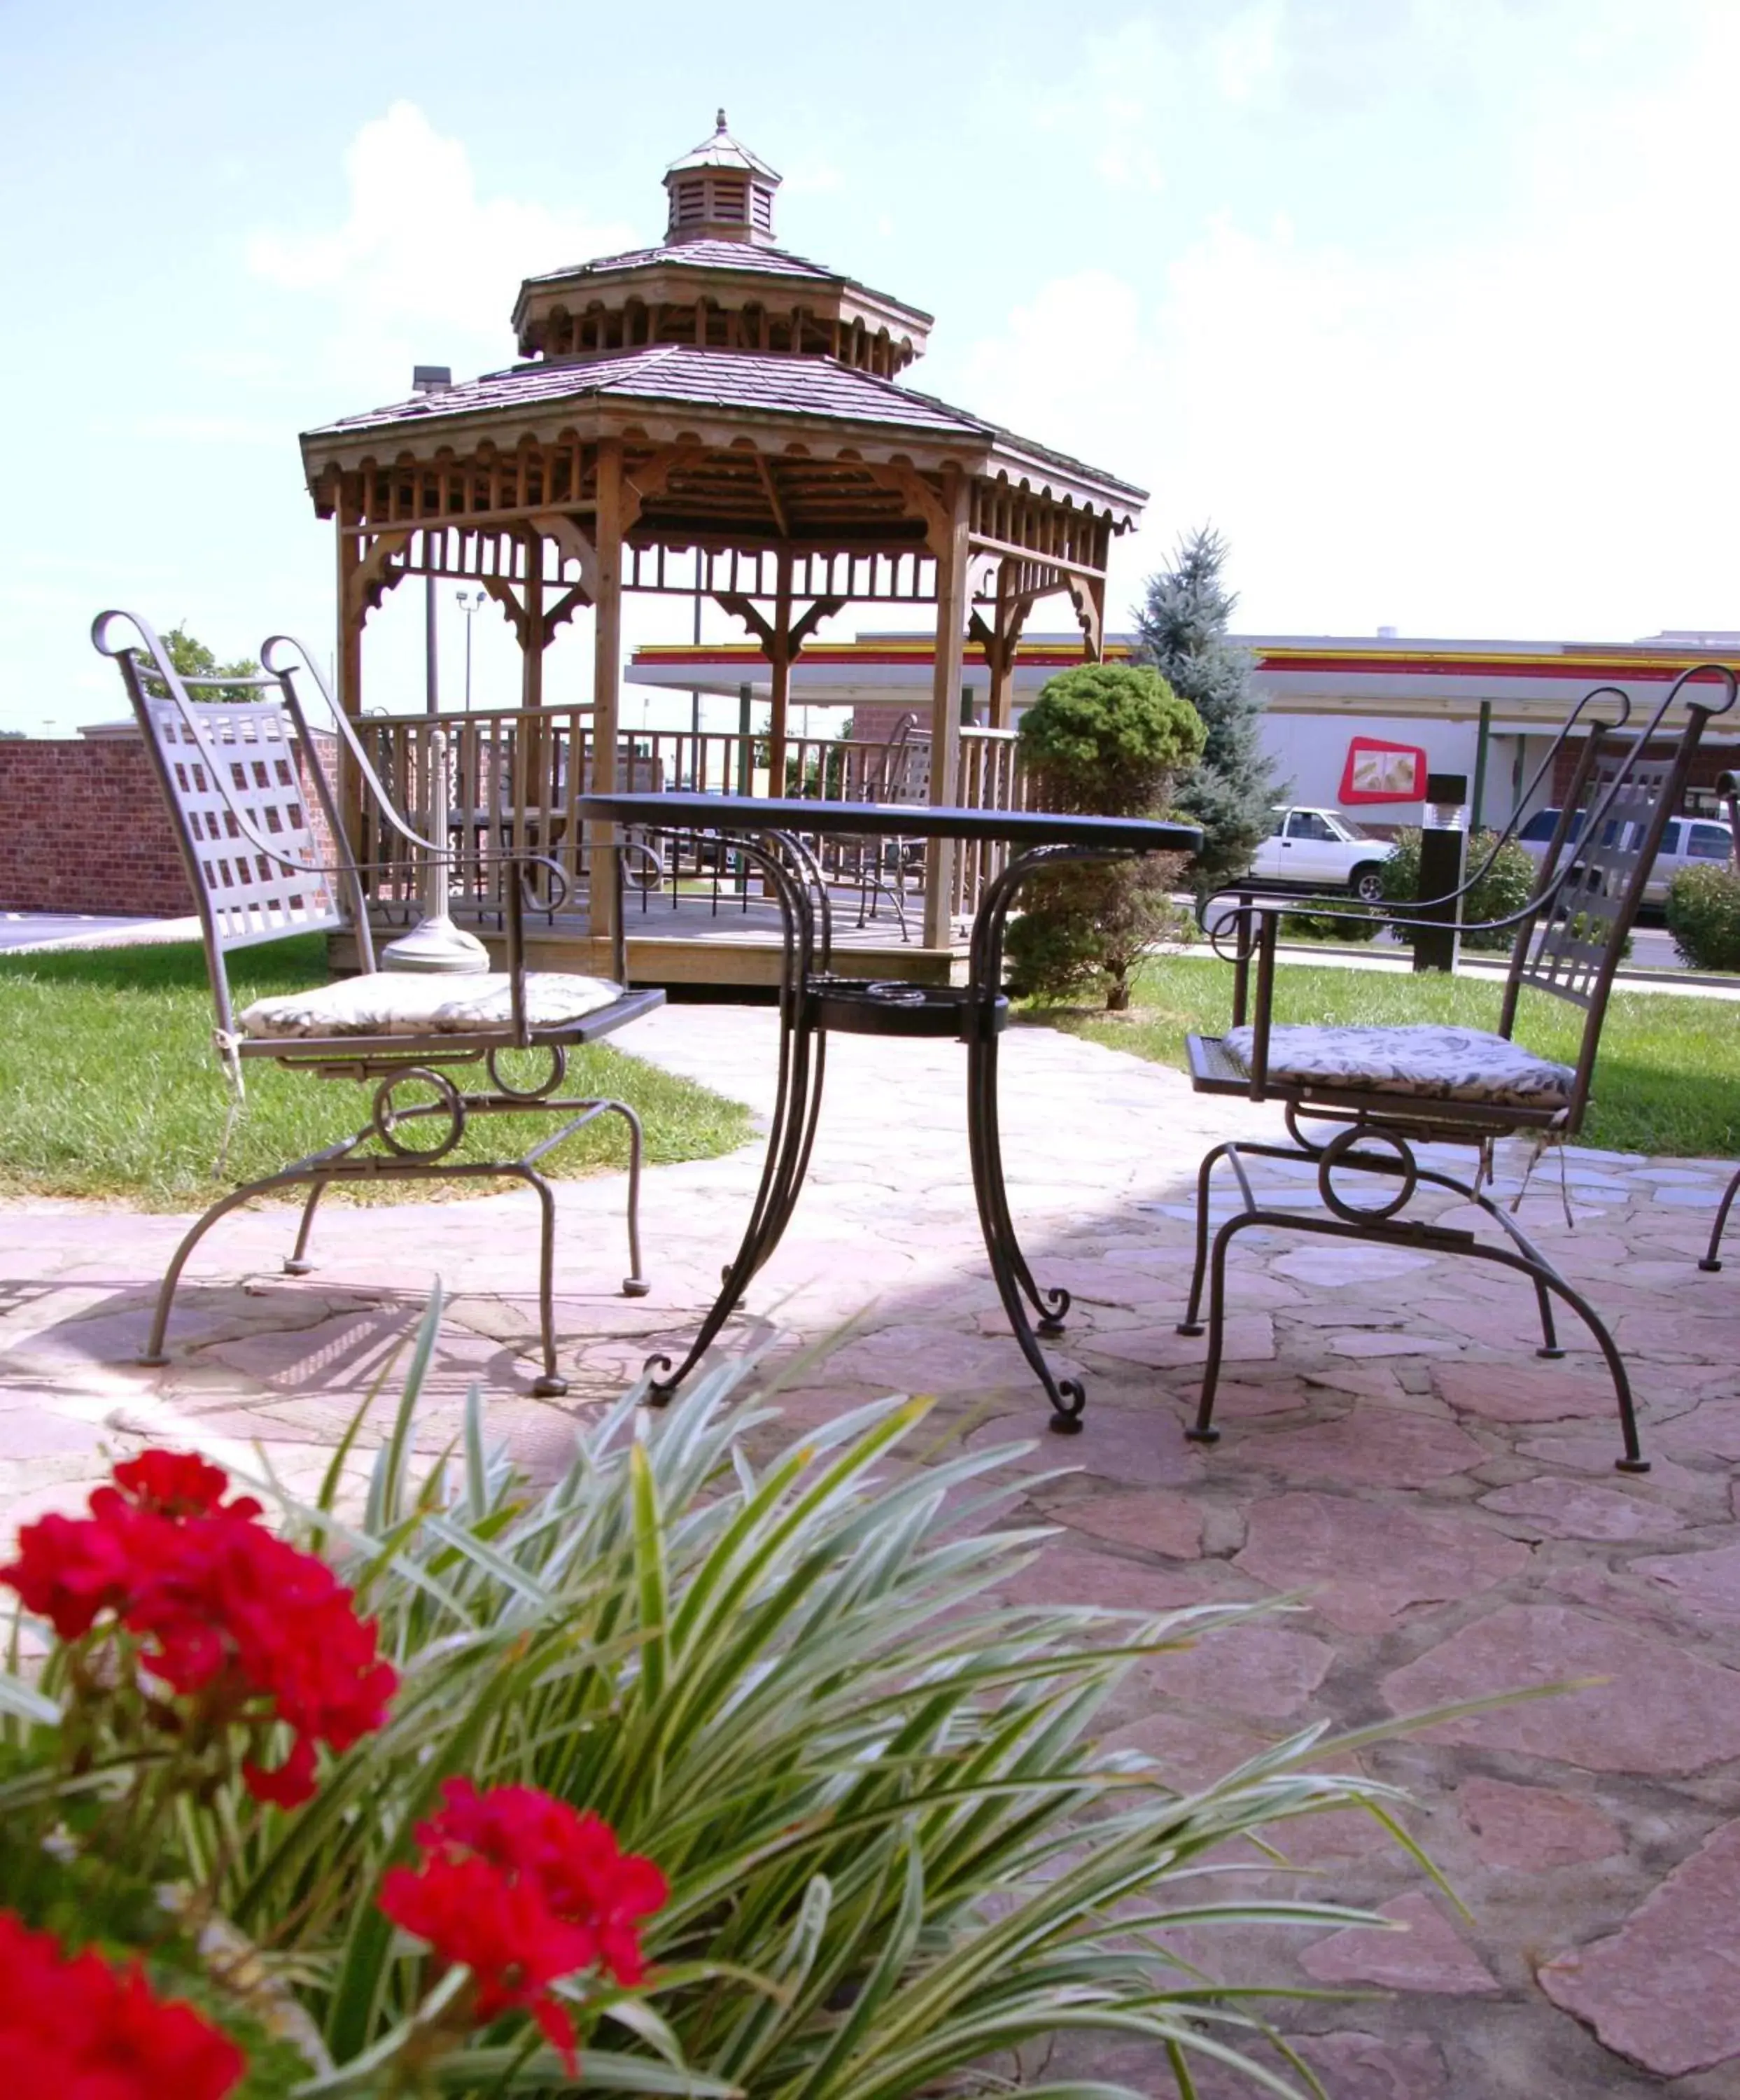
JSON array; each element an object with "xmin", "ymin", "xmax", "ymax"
[
  {"xmin": 664, "ymin": 111, "xmax": 780, "ymax": 246},
  {"xmin": 510, "ymin": 119, "xmax": 932, "ymax": 376}
]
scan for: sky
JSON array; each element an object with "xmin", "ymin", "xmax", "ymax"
[{"xmin": 3, "ymin": 0, "xmax": 1738, "ymax": 735}]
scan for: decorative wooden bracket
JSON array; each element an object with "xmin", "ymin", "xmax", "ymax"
[
  {"xmin": 790, "ymin": 595, "xmax": 846, "ymax": 650},
  {"xmin": 968, "ymin": 586, "xmax": 1039, "ymax": 667},
  {"xmin": 715, "ymin": 592, "xmax": 775, "ymax": 652},
  {"xmin": 715, "ymin": 593, "xmax": 846, "ymax": 657},
  {"xmin": 530, "ymin": 512, "xmax": 599, "ymax": 602},
  {"xmin": 541, "ymin": 585, "xmax": 589, "ymax": 649},
  {"xmin": 964, "ymin": 550, "xmax": 1003, "ymax": 603},
  {"xmin": 1067, "ymin": 573, "xmax": 1104, "ymax": 659},
  {"xmin": 346, "ymin": 530, "xmax": 411, "ymax": 624},
  {"xmin": 860, "ymin": 462, "xmax": 952, "ymax": 557},
  {"xmin": 621, "ymin": 444, "xmax": 708, "ymax": 532},
  {"xmin": 482, "ymin": 576, "xmax": 529, "ymax": 647}
]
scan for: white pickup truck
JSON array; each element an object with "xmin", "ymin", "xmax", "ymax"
[{"xmin": 1245, "ymin": 806, "xmax": 1396, "ymax": 903}]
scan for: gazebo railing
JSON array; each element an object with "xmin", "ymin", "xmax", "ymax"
[{"xmin": 349, "ymin": 709, "xmax": 1028, "ymax": 931}]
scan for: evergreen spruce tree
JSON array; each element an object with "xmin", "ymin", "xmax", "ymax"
[{"xmin": 1132, "ymin": 527, "xmax": 1280, "ymax": 888}]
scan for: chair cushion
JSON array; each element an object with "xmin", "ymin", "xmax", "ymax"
[
  {"xmin": 1220, "ymin": 1022, "xmax": 1574, "ymax": 1108},
  {"xmin": 238, "ymin": 972, "xmax": 625, "ymax": 1040}
]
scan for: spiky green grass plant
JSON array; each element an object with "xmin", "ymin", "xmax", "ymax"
[{"xmin": 4, "ymin": 1296, "xmax": 1440, "ymax": 2098}]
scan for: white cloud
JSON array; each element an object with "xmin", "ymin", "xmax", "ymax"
[
  {"xmin": 246, "ymin": 102, "xmax": 635, "ymax": 401},
  {"xmin": 132, "ymin": 414, "xmax": 283, "ymax": 446},
  {"xmin": 1207, "ymin": 0, "xmax": 1286, "ymax": 108},
  {"xmin": 957, "ymin": 9, "xmax": 1740, "ymax": 640},
  {"xmin": 1025, "ymin": 7, "xmax": 1292, "ymax": 196}
]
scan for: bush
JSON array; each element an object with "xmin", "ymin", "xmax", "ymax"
[
  {"xmin": 1667, "ymin": 862, "xmax": 1740, "ymax": 969},
  {"xmin": 1007, "ymin": 663, "xmax": 1205, "ymax": 1008},
  {"xmin": 1279, "ymin": 903, "xmax": 1380, "ymax": 944},
  {"xmin": 1, "ymin": 1294, "xmax": 1426, "ymax": 2098},
  {"xmin": 1378, "ymin": 826, "xmax": 1536, "ymax": 952}
]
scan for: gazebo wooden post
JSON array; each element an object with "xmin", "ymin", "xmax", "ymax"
[
  {"xmin": 335, "ymin": 485, "xmax": 367, "ymax": 868},
  {"xmin": 923, "ymin": 468, "xmax": 971, "ymax": 949},
  {"xmin": 516, "ymin": 528, "xmax": 545, "ymax": 859},
  {"xmin": 766, "ymin": 547, "xmax": 794, "ymax": 794},
  {"xmin": 588, "ymin": 439, "xmax": 624, "ymax": 951}
]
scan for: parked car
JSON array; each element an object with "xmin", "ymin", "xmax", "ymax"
[
  {"xmin": 1245, "ymin": 806, "xmax": 1396, "ymax": 902},
  {"xmin": 1515, "ymin": 807, "xmax": 1733, "ymax": 905}
]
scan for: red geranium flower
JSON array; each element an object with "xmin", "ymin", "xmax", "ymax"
[
  {"xmin": 379, "ymin": 1779, "xmax": 668, "ymax": 2071},
  {"xmin": 0, "ymin": 1910, "xmax": 244, "ymax": 2099},
  {"xmin": 111, "ymin": 1449, "xmax": 258, "ymax": 1521},
  {"xmin": 0, "ymin": 1450, "xmax": 398, "ymax": 1806}
]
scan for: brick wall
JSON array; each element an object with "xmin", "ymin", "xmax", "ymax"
[{"xmin": 0, "ymin": 731, "xmax": 339, "ymax": 917}]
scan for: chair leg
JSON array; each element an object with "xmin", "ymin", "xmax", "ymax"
[
  {"xmin": 1413, "ymin": 1162, "xmax": 1571, "ymax": 1357},
  {"xmin": 1464, "ymin": 1238, "xmax": 1648, "ymax": 1474},
  {"xmin": 1702, "ymin": 1163, "xmax": 1740, "ymax": 1271},
  {"xmin": 283, "ymin": 1177, "xmax": 328, "ymax": 1276},
  {"xmin": 141, "ymin": 1174, "xmax": 318, "ymax": 1364},
  {"xmin": 1532, "ymin": 1276, "xmax": 1564, "ymax": 1359},
  {"xmin": 1170, "ymin": 1138, "xmax": 1650, "ymax": 1471},
  {"xmin": 601, "ymin": 1101, "xmax": 649, "ymax": 1296},
  {"xmin": 1178, "ymin": 1141, "xmax": 1240, "ymax": 1336},
  {"xmin": 1186, "ymin": 1210, "xmax": 1266, "ymax": 1443},
  {"xmin": 512, "ymin": 1165, "xmax": 568, "ymax": 1400}
]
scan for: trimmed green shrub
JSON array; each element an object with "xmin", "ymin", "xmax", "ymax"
[
  {"xmin": 1378, "ymin": 827, "xmax": 1536, "ymax": 952},
  {"xmin": 1280, "ymin": 903, "xmax": 1380, "ymax": 944},
  {"xmin": 1006, "ymin": 663, "xmax": 1205, "ymax": 1009},
  {"xmin": 1667, "ymin": 862, "xmax": 1740, "ymax": 969}
]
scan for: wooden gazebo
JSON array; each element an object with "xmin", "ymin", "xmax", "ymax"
[{"xmin": 298, "ymin": 115, "xmax": 1146, "ymax": 971}]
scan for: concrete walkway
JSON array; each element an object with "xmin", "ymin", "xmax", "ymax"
[{"xmin": 4, "ymin": 1004, "xmax": 1740, "ymax": 2097}]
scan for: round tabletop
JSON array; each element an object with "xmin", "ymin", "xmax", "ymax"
[{"xmin": 571, "ymin": 790, "xmax": 1201, "ymax": 853}]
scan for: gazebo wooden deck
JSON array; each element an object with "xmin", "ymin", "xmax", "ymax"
[{"xmin": 299, "ymin": 115, "xmax": 1148, "ymax": 987}]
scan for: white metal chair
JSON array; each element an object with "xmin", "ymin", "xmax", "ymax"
[
  {"xmin": 1179, "ymin": 665, "xmax": 1737, "ymax": 1474},
  {"xmin": 92, "ymin": 610, "xmax": 664, "ymax": 1396}
]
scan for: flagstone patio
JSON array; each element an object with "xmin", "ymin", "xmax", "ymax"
[{"xmin": 5, "ymin": 1001, "xmax": 1740, "ymax": 2098}]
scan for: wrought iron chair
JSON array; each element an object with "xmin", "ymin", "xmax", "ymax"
[
  {"xmin": 1697, "ymin": 768, "xmax": 1740, "ymax": 1273},
  {"xmin": 846, "ymin": 712, "xmax": 932, "ymax": 938},
  {"xmin": 1178, "ymin": 664, "xmax": 1737, "ymax": 1473},
  {"xmin": 92, "ymin": 610, "xmax": 665, "ymax": 1396}
]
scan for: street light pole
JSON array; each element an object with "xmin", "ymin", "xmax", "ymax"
[{"xmin": 456, "ymin": 589, "xmax": 482, "ymax": 712}]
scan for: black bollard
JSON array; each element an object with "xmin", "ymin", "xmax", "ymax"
[{"xmin": 1413, "ymin": 771, "xmax": 1468, "ymax": 974}]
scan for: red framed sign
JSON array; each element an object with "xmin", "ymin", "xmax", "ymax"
[{"xmin": 1340, "ymin": 736, "xmax": 1426, "ymax": 805}]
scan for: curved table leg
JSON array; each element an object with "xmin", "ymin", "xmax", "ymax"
[
  {"xmin": 644, "ymin": 830, "xmax": 825, "ymax": 1403},
  {"xmin": 966, "ymin": 1022, "xmax": 1084, "ymax": 1434},
  {"xmin": 960, "ymin": 841, "xmax": 1140, "ymax": 1434}
]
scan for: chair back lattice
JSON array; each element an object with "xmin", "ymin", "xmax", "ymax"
[
  {"xmin": 1501, "ymin": 663, "xmax": 1737, "ymax": 1130},
  {"xmin": 877, "ymin": 717, "xmax": 932, "ymax": 805},
  {"xmin": 1520, "ymin": 734, "xmax": 1676, "ymax": 1009},
  {"xmin": 141, "ymin": 695, "xmax": 344, "ymax": 951}
]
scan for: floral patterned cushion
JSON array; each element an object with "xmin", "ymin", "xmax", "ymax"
[
  {"xmin": 1220, "ymin": 1023, "xmax": 1574, "ymax": 1107},
  {"xmin": 238, "ymin": 972, "xmax": 624, "ymax": 1040}
]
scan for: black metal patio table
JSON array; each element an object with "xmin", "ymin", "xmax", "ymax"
[{"xmin": 575, "ymin": 791, "xmax": 1202, "ymax": 1434}]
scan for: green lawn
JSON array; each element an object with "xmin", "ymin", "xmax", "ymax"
[
  {"xmin": 0, "ymin": 937, "xmax": 754, "ymax": 1209},
  {"xmin": 1045, "ymin": 955, "xmax": 1740, "ymax": 1160}
]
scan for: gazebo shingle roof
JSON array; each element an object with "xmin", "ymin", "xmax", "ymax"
[
  {"xmin": 302, "ymin": 344, "xmax": 1147, "ymax": 503},
  {"xmin": 523, "ymin": 239, "xmax": 837, "ymax": 284}
]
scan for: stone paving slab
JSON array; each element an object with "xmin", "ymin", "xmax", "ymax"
[{"xmin": 3, "ymin": 1000, "xmax": 1740, "ymax": 2095}]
